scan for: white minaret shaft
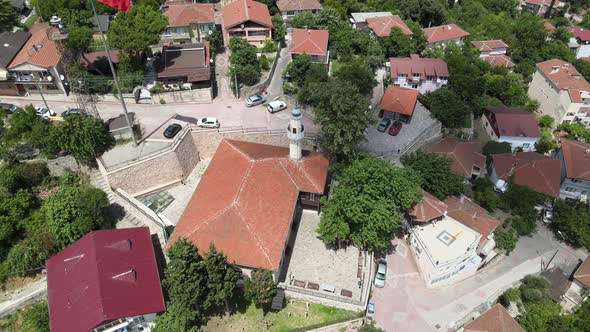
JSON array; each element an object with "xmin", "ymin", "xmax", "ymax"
[{"xmin": 288, "ymin": 108, "xmax": 304, "ymax": 160}]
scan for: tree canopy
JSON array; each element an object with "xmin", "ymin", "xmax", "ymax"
[
  {"xmin": 107, "ymin": 4, "xmax": 168, "ymax": 54},
  {"xmin": 333, "ymin": 61, "xmax": 377, "ymax": 95},
  {"xmin": 0, "ymin": 0, "xmax": 20, "ymax": 33},
  {"xmin": 401, "ymin": 150, "xmax": 465, "ymax": 199},
  {"xmin": 245, "ymin": 268, "xmax": 276, "ymax": 307},
  {"xmin": 57, "ymin": 114, "xmax": 114, "ymax": 165},
  {"xmin": 551, "ymin": 200, "xmax": 590, "ymax": 249},
  {"xmin": 229, "ymin": 37, "xmax": 261, "ymax": 87}
]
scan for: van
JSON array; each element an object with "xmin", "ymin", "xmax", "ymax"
[{"xmin": 267, "ymin": 100, "xmax": 287, "ymax": 113}]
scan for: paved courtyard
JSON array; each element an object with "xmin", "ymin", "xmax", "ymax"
[{"xmin": 286, "ymin": 210, "xmax": 365, "ymax": 301}]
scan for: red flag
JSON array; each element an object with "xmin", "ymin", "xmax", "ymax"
[{"xmin": 97, "ymin": 0, "xmax": 130, "ymax": 12}]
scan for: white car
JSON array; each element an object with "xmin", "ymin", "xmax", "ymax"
[
  {"xmin": 267, "ymin": 100, "xmax": 287, "ymax": 113},
  {"xmin": 542, "ymin": 209, "xmax": 553, "ymax": 224},
  {"xmin": 374, "ymin": 259, "xmax": 387, "ymax": 288},
  {"xmin": 34, "ymin": 105, "xmax": 56, "ymax": 118},
  {"xmin": 197, "ymin": 117, "xmax": 220, "ymax": 128}
]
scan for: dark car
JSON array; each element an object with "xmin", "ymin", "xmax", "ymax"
[
  {"xmin": 377, "ymin": 118, "xmax": 391, "ymax": 132},
  {"xmin": 61, "ymin": 108, "xmax": 84, "ymax": 117},
  {"xmin": 0, "ymin": 103, "xmax": 18, "ymax": 113},
  {"xmin": 388, "ymin": 121, "xmax": 402, "ymax": 136},
  {"xmin": 163, "ymin": 123, "xmax": 183, "ymax": 138}
]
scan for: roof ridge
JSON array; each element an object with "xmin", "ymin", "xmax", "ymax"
[
  {"xmin": 296, "ymin": 158, "xmax": 323, "ymax": 192},
  {"xmin": 244, "ymin": 0, "xmax": 250, "ymax": 21},
  {"xmin": 234, "ymin": 205, "xmax": 273, "ymax": 266},
  {"xmin": 88, "ymin": 235, "xmax": 109, "ymax": 320},
  {"xmin": 225, "ymin": 140, "xmax": 254, "ymax": 161},
  {"xmin": 279, "ymin": 160, "xmax": 301, "ymax": 191}
]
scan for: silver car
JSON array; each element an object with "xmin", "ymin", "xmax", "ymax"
[
  {"xmin": 245, "ymin": 94, "xmax": 266, "ymax": 107},
  {"xmin": 197, "ymin": 117, "xmax": 220, "ymax": 128},
  {"xmin": 34, "ymin": 105, "xmax": 56, "ymax": 118},
  {"xmin": 374, "ymin": 259, "xmax": 387, "ymax": 288}
]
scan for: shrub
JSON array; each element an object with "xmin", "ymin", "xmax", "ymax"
[
  {"xmin": 261, "ymin": 39, "xmax": 278, "ymax": 53},
  {"xmin": 259, "ymin": 54, "xmax": 270, "ymax": 70},
  {"xmin": 14, "ymin": 162, "xmax": 50, "ymax": 189},
  {"xmin": 0, "ymin": 167, "xmax": 20, "ymax": 193},
  {"xmin": 1, "ymin": 236, "xmax": 52, "ymax": 280},
  {"xmin": 483, "ymin": 141, "xmax": 512, "ymax": 157},
  {"xmin": 160, "ymin": 98, "xmax": 166, "ymax": 104},
  {"xmin": 149, "ymin": 82, "xmax": 166, "ymax": 94}
]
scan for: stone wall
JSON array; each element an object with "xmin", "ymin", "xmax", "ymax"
[{"xmin": 153, "ymin": 88, "xmax": 212, "ymax": 104}]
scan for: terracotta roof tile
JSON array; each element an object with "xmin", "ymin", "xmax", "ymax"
[
  {"xmin": 276, "ymin": 0, "xmax": 321, "ymax": 12},
  {"xmin": 492, "ymin": 152, "xmax": 561, "ymax": 197},
  {"xmin": 560, "ymin": 138, "xmax": 590, "ymax": 181},
  {"xmin": 379, "ymin": 85, "xmax": 419, "ymax": 116},
  {"xmin": 289, "ymin": 28, "xmax": 329, "ymax": 56},
  {"xmin": 223, "ymin": 0, "xmax": 272, "ymax": 29},
  {"xmin": 408, "ymin": 191, "xmax": 448, "ymax": 222},
  {"xmin": 464, "ymin": 303, "xmax": 524, "ymax": 332},
  {"xmin": 536, "ymin": 59, "xmax": 590, "ymax": 91},
  {"xmin": 471, "ymin": 40, "xmax": 508, "ymax": 52},
  {"xmin": 166, "ymin": 140, "xmax": 329, "ymax": 270},
  {"xmin": 164, "ymin": 3, "xmax": 215, "ymax": 26},
  {"xmin": 8, "ymin": 20, "xmax": 61, "ymax": 69},
  {"xmin": 568, "ymin": 26, "xmax": 590, "ymax": 42},
  {"xmin": 574, "ymin": 256, "xmax": 590, "ymax": 288},
  {"xmin": 481, "ymin": 54, "xmax": 515, "ymax": 68},
  {"xmin": 158, "ymin": 42, "xmax": 210, "ymax": 83},
  {"xmin": 444, "ymin": 196, "xmax": 501, "ymax": 243},
  {"xmin": 423, "ymin": 24, "xmax": 469, "ymax": 44},
  {"xmin": 366, "ymin": 15, "xmax": 412, "ymax": 37},
  {"xmin": 427, "ymin": 137, "xmax": 486, "ymax": 178},
  {"xmin": 483, "ymin": 107, "xmax": 541, "ymax": 138},
  {"xmin": 80, "ymin": 49, "xmax": 120, "ymax": 67},
  {"xmin": 390, "ymin": 54, "xmax": 448, "ymax": 80},
  {"xmin": 544, "ymin": 20, "xmax": 556, "ymax": 32}
]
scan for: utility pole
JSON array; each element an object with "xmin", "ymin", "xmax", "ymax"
[
  {"xmin": 233, "ymin": 68, "xmax": 239, "ymax": 99},
  {"xmin": 36, "ymin": 82, "xmax": 50, "ymax": 112}
]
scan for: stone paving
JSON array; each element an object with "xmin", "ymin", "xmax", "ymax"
[{"xmin": 286, "ymin": 210, "xmax": 363, "ymax": 300}]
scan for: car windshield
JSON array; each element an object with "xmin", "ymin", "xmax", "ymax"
[{"xmin": 376, "ymin": 272, "xmax": 386, "ymax": 280}]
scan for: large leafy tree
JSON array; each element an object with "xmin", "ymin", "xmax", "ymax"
[
  {"xmin": 57, "ymin": 114, "xmax": 114, "ymax": 165},
  {"xmin": 333, "ymin": 61, "xmax": 377, "ymax": 96},
  {"xmin": 21, "ymin": 301, "xmax": 50, "ymax": 332},
  {"xmin": 401, "ymin": 150, "xmax": 465, "ymax": 199},
  {"xmin": 0, "ymin": 0, "xmax": 19, "ymax": 33},
  {"xmin": 229, "ymin": 37, "xmax": 261, "ymax": 86},
  {"xmin": 107, "ymin": 4, "xmax": 168, "ymax": 55},
  {"xmin": 551, "ymin": 200, "xmax": 590, "ymax": 249},
  {"xmin": 318, "ymin": 156, "xmax": 422, "ymax": 252},
  {"xmin": 245, "ymin": 269, "xmax": 276, "ymax": 308},
  {"xmin": 152, "ymin": 301, "xmax": 199, "ymax": 332},
  {"xmin": 382, "ymin": 22, "xmax": 427, "ymax": 58},
  {"xmin": 397, "ymin": 0, "xmax": 446, "ymax": 27},
  {"xmin": 419, "ymin": 87, "xmax": 470, "ymax": 128},
  {"xmin": 271, "ymin": 15, "xmax": 286, "ymax": 42},
  {"xmin": 202, "ymin": 243, "xmax": 239, "ymax": 313}
]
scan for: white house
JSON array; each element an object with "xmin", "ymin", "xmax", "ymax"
[
  {"xmin": 388, "ymin": 54, "xmax": 448, "ymax": 93},
  {"xmin": 568, "ymin": 26, "xmax": 590, "ymax": 59},
  {"xmin": 482, "ymin": 106, "xmax": 541, "ymax": 152},
  {"xmin": 422, "ymin": 24, "xmax": 469, "ymax": 48},
  {"xmin": 471, "ymin": 40, "xmax": 515, "ymax": 70},
  {"xmin": 350, "ymin": 12, "xmax": 392, "ymax": 30},
  {"xmin": 556, "ymin": 138, "xmax": 590, "ymax": 201}
]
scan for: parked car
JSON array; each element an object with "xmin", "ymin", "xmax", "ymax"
[
  {"xmin": 374, "ymin": 259, "xmax": 387, "ymax": 288},
  {"xmin": 197, "ymin": 117, "xmax": 220, "ymax": 128},
  {"xmin": 245, "ymin": 94, "xmax": 266, "ymax": 107},
  {"xmin": 0, "ymin": 103, "xmax": 18, "ymax": 113},
  {"xmin": 542, "ymin": 208, "xmax": 553, "ymax": 224},
  {"xmin": 34, "ymin": 105, "xmax": 56, "ymax": 118},
  {"xmin": 493, "ymin": 179, "xmax": 508, "ymax": 193},
  {"xmin": 388, "ymin": 121, "xmax": 402, "ymax": 136},
  {"xmin": 377, "ymin": 118, "xmax": 391, "ymax": 132},
  {"xmin": 61, "ymin": 108, "xmax": 84, "ymax": 117},
  {"xmin": 163, "ymin": 123, "xmax": 183, "ymax": 138},
  {"xmin": 267, "ymin": 100, "xmax": 287, "ymax": 113}
]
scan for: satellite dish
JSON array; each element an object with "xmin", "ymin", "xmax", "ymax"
[{"xmin": 59, "ymin": 75, "xmax": 64, "ymax": 80}]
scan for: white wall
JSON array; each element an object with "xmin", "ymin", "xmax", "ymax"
[
  {"xmin": 560, "ymin": 177, "xmax": 590, "ymax": 200},
  {"xmin": 426, "ymin": 37, "xmax": 464, "ymax": 49},
  {"xmin": 391, "ymin": 76, "xmax": 448, "ymax": 93},
  {"xmin": 498, "ymin": 136, "xmax": 539, "ymax": 152}
]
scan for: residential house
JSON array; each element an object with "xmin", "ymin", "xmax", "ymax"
[
  {"xmin": 408, "ymin": 191, "xmax": 448, "ymax": 224},
  {"xmin": 471, "ymin": 40, "xmax": 515, "ymax": 70},
  {"xmin": 91, "ymin": 14, "xmax": 110, "ymax": 41},
  {"xmin": 488, "ymin": 152, "xmax": 561, "ymax": 197},
  {"xmin": 47, "ymin": 227, "xmax": 165, "ymax": 332},
  {"xmin": 568, "ymin": 26, "xmax": 590, "ymax": 59},
  {"xmin": 289, "ymin": 28, "xmax": 329, "ymax": 64},
  {"xmin": 422, "ymin": 24, "xmax": 469, "ymax": 48},
  {"xmin": 0, "ymin": 30, "xmax": 31, "ymax": 96},
  {"xmin": 350, "ymin": 12, "xmax": 392, "ymax": 30},
  {"xmin": 556, "ymin": 138, "xmax": 590, "ymax": 201},
  {"xmin": 79, "ymin": 49, "xmax": 121, "ymax": 75},
  {"xmin": 276, "ymin": 0, "xmax": 321, "ymax": 20},
  {"xmin": 388, "ymin": 54, "xmax": 448, "ymax": 93},
  {"xmin": 6, "ymin": 21, "xmax": 68, "ymax": 95},
  {"xmin": 223, "ymin": 0, "xmax": 273, "ymax": 48},
  {"xmin": 482, "ymin": 106, "xmax": 541, "ymax": 152},
  {"xmin": 563, "ymin": 257, "xmax": 590, "ymax": 310},
  {"xmin": 522, "ymin": 0, "xmax": 564, "ymax": 16},
  {"xmin": 162, "ymin": 3, "xmax": 215, "ymax": 44},
  {"xmin": 366, "ymin": 15, "xmax": 412, "ymax": 38},
  {"xmin": 166, "ymin": 110, "xmax": 329, "ymax": 280},
  {"xmin": 463, "ymin": 303, "xmax": 524, "ymax": 332},
  {"xmin": 426, "ymin": 137, "xmax": 486, "ymax": 181},
  {"xmin": 528, "ymin": 59, "xmax": 590, "ymax": 127},
  {"xmin": 157, "ymin": 42, "xmax": 212, "ymax": 90},
  {"xmin": 379, "ymin": 85, "xmax": 420, "ymax": 123}
]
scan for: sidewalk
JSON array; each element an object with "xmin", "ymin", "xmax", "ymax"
[{"xmin": 0, "ymin": 277, "xmax": 47, "ymax": 318}]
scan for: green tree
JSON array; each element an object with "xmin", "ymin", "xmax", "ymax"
[
  {"xmin": 67, "ymin": 25, "xmax": 93, "ymax": 51},
  {"xmin": 333, "ymin": 61, "xmax": 377, "ymax": 95},
  {"xmin": 382, "ymin": 22, "xmax": 427, "ymax": 57},
  {"xmin": 551, "ymin": 200, "xmax": 590, "ymax": 249},
  {"xmin": 152, "ymin": 301, "xmax": 199, "ymax": 332},
  {"xmin": 494, "ymin": 227, "xmax": 517, "ymax": 253},
  {"xmin": 538, "ymin": 115, "xmax": 555, "ymax": 129},
  {"xmin": 0, "ymin": 0, "xmax": 20, "ymax": 33},
  {"xmin": 0, "ymin": 190, "xmax": 37, "ymax": 258},
  {"xmin": 202, "ymin": 243, "xmax": 239, "ymax": 313},
  {"xmin": 511, "ymin": 13, "xmax": 548, "ymax": 77},
  {"xmin": 0, "ymin": 167, "xmax": 19, "ymax": 193},
  {"xmin": 291, "ymin": 12, "xmax": 320, "ymax": 29},
  {"xmin": 107, "ymin": 4, "xmax": 168, "ymax": 54},
  {"xmin": 397, "ymin": 0, "xmax": 446, "ymax": 27},
  {"xmin": 419, "ymin": 87, "xmax": 470, "ymax": 128},
  {"xmin": 482, "ymin": 141, "xmax": 512, "ymax": 157},
  {"xmin": 401, "ymin": 150, "xmax": 465, "ymax": 199},
  {"xmin": 229, "ymin": 37, "xmax": 261, "ymax": 87},
  {"xmin": 57, "ymin": 114, "xmax": 114, "ymax": 165},
  {"xmin": 21, "ymin": 301, "xmax": 50, "ymax": 332},
  {"xmin": 245, "ymin": 268, "xmax": 276, "ymax": 308},
  {"xmin": 484, "ymin": 72, "xmax": 529, "ymax": 107},
  {"xmin": 1, "ymin": 236, "xmax": 51, "ymax": 280},
  {"xmin": 518, "ymin": 301, "xmax": 562, "ymax": 331},
  {"xmin": 287, "ymin": 54, "xmax": 313, "ymax": 87},
  {"xmin": 271, "ymin": 15, "xmax": 286, "ymax": 42}
]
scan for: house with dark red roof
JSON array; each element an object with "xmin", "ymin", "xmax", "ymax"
[
  {"xmin": 488, "ymin": 152, "xmax": 561, "ymax": 197},
  {"xmin": 366, "ymin": 15, "xmax": 412, "ymax": 38},
  {"xmin": 379, "ymin": 85, "xmax": 419, "ymax": 123},
  {"xmin": 422, "ymin": 24, "xmax": 469, "ymax": 48},
  {"xmin": 47, "ymin": 227, "xmax": 165, "ymax": 332},
  {"xmin": 555, "ymin": 256, "xmax": 590, "ymax": 312},
  {"xmin": 482, "ymin": 107, "xmax": 541, "ymax": 152},
  {"xmin": 426, "ymin": 137, "xmax": 486, "ymax": 180},
  {"xmin": 162, "ymin": 3, "xmax": 215, "ymax": 44},
  {"xmin": 157, "ymin": 42, "xmax": 212, "ymax": 90},
  {"xmin": 528, "ymin": 59, "xmax": 590, "ymax": 127},
  {"xmin": 463, "ymin": 303, "xmax": 524, "ymax": 332},
  {"xmin": 223, "ymin": 0, "xmax": 273, "ymax": 48},
  {"xmin": 408, "ymin": 191, "xmax": 447, "ymax": 223},
  {"xmin": 277, "ymin": 0, "xmax": 321, "ymax": 19},
  {"xmin": 557, "ymin": 138, "xmax": 590, "ymax": 200},
  {"xmin": 289, "ymin": 28, "xmax": 329, "ymax": 64},
  {"xmin": 388, "ymin": 54, "xmax": 448, "ymax": 93},
  {"xmin": 471, "ymin": 40, "xmax": 515, "ymax": 70}
]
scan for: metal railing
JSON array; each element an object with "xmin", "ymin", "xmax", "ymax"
[{"xmin": 113, "ymin": 188, "xmax": 168, "ymax": 244}]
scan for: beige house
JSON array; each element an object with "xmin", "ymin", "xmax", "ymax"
[
  {"xmin": 223, "ymin": 0, "xmax": 273, "ymax": 48},
  {"xmin": 162, "ymin": 3, "xmax": 215, "ymax": 44},
  {"xmin": 528, "ymin": 59, "xmax": 590, "ymax": 128}
]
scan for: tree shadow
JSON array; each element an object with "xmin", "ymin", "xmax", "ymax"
[{"xmin": 104, "ymin": 202, "xmax": 126, "ymax": 227}]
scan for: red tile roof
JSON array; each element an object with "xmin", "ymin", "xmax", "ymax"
[
  {"xmin": 560, "ymin": 138, "xmax": 590, "ymax": 181},
  {"xmin": 423, "ymin": 24, "xmax": 469, "ymax": 44},
  {"xmin": 484, "ymin": 107, "xmax": 541, "ymax": 138},
  {"xmin": 536, "ymin": 59, "xmax": 590, "ymax": 91},
  {"xmin": 492, "ymin": 152, "xmax": 561, "ymax": 197},
  {"xmin": 390, "ymin": 54, "xmax": 448, "ymax": 80},
  {"xmin": 568, "ymin": 26, "xmax": 590, "ymax": 42},
  {"xmin": 471, "ymin": 40, "xmax": 508, "ymax": 52},
  {"xmin": 223, "ymin": 0, "xmax": 272, "ymax": 29},
  {"xmin": 167, "ymin": 140, "xmax": 329, "ymax": 270},
  {"xmin": 276, "ymin": 0, "xmax": 321, "ymax": 12},
  {"xmin": 444, "ymin": 196, "xmax": 501, "ymax": 243},
  {"xmin": 574, "ymin": 256, "xmax": 590, "ymax": 288},
  {"xmin": 408, "ymin": 191, "xmax": 448, "ymax": 223},
  {"xmin": 47, "ymin": 228, "xmax": 165, "ymax": 332},
  {"xmin": 366, "ymin": 15, "xmax": 412, "ymax": 37},
  {"xmin": 544, "ymin": 20, "xmax": 556, "ymax": 32},
  {"xmin": 581, "ymin": 57, "xmax": 590, "ymax": 63},
  {"xmin": 380, "ymin": 85, "xmax": 419, "ymax": 116},
  {"xmin": 158, "ymin": 42, "xmax": 211, "ymax": 82},
  {"xmin": 289, "ymin": 28, "xmax": 329, "ymax": 56},
  {"xmin": 164, "ymin": 3, "xmax": 215, "ymax": 26},
  {"xmin": 427, "ymin": 137, "xmax": 486, "ymax": 178},
  {"xmin": 80, "ymin": 49, "xmax": 121, "ymax": 67},
  {"xmin": 464, "ymin": 304, "xmax": 524, "ymax": 332},
  {"xmin": 8, "ymin": 20, "xmax": 61, "ymax": 69},
  {"xmin": 481, "ymin": 54, "xmax": 515, "ymax": 68}
]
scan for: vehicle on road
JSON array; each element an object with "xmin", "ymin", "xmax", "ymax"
[
  {"xmin": 542, "ymin": 208, "xmax": 553, "ymax": 224},
  {"xmin": 34, "ymin": 105, "xmax": 56, "ymax": 118},
  {"xmin": 197, "ymin": 117, "xmax": 220, "ymax": 128},
  {"xmin": 267, "ymin": 100, "xmax": 287, "ymax": 113},
  {"xmin": 245, "ymin": 94, "xmax": 266, "ymax": 107},
  {"xmin": 377, "ymin": 118, "xmax": 391, "ymax": 132},
  {"xmin": 0, "ymin": 103, "xmax": 18, "ymax": 113},
  {"xmin": 61, "ymin": 108, "xmax": 84, "ymax": 117},
  {"xmin": 164, "ymin": 123, "xmax": 183, "ymax": 138},
  {"xmin": 493, "ymin": 179, "xmax": 508, "ymax": 193},
  {"xmin": 388, "ymin": 121, "xmax": 402, "ymax": 136},
  {"xmin": 374, "ymin": 259, "xmax": 387, "ymax": 288}
]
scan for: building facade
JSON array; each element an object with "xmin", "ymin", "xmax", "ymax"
[
  {"xmin": 568, "ymin": 26, "xmax": 590, "ymax": 59},
  {"xmin": 482, "ymin": 107, "xmax": 541, "ymax": 152},
  {"xmin": 162, "ymin": 3, "xmax": 215, "ymax": 44},
  {"xmin": 223, "ymin": 0, "xmax": 273, "ymax": 48},
  {"xmin": 422, "ymin": 24, "xmax": 469, "ymax": 48},
  {"xmin": 276, "ymin": 0, "xmax": 321, "ymax": 19},
  {"xmin": 388, "ymin": 54, "xmax": 448, "ymax": 93},
  {"xmin": 556, "ymin": 139, "xmax": 590, "ymax": 201}
]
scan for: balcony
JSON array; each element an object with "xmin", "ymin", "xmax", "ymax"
[
  {"xmin": 9, "ymin": 72, "xmax": 54, "ymax": 83},
  {"xmin": 161, "ymin": 31, "xmax": 190, "ymax": 41}
]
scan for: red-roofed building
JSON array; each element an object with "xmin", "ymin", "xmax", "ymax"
[
  {"xmin": 47, "ymin": 227, "xmax": 165, "ymax": 332},
  {"xmin": 79, "ymin": 49, "xmax": 121, "ymax": 74},
  {"xmin": 277, "ymin": 0, "xmax": 321, "ymax": 19},
  {"xmin": 379, "ymin": 85, "xmax": 419, "ymax": 123},
  {"xmin": 289, "ymin": 28, "xmax": 329, "ymax": 64},
  {"xmin": 162, "ymin": 3, "xmax": 215, "ymax": 44},
  {"xmin": 157, "ymin": 42, "xmax": 212, "ymax": 89},
  {"xmin": 388, "ymin": 54, "xmax": 448, "ymax": 93},
  {"xmin": 444, "ymin": 195, "xmax": 501, "ymax": 251},
  {"xmin": 482, "ymin": 107, "xmax": 541, "ymax": 152},
  {"xmin": 463, "ymin": 304, "xmax": 524, "ymax": 332},
  {"xmin": 558, "ymin": 256, "xmax": 590, "ymax": 312},
  {"xmin": 426, "ymin": 137, "xmax": 486, "ymax": 180},
  {"xmin": 223, "ymin": 0, "xmax": 273, "ymax": 48},
  {"xmin": 408, "ymin": 191, "xmax": 447, "ymax": 223},
  {"xmin": 567, "ymin": 26, "xmax": 590, "ymax": 59},
  {"xmin": 7, "ymin": 20, "xmax": 68, "ymax": 96},
  {"xmin": 557, "ymin": 139, "xmax": 590, "ymax": 200},
  {"xmin": 471, "ymin": 40, "xmax": 515, "ymax": 70},
  {"xmin": 528, "ymin": 59, "xmax": 590, "ymax": 127},
  {"xmin": 522, "ymin": 0, "xmax": 564, "ymax": 16},
  {"xmin": 366, "ymin": 15, "xmax": 412, "ymax": 38},
  {"xmin": 489, "ymin": 152, "xmax": 561, "ymax": 197},
  {"xmin": 422, "ymin": 24, "xmax": 469, "ymax": 48}
]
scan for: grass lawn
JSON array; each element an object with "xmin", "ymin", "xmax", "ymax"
[
  {"xmin": 203, "ymin": 298, "xmax": 361, "ymax": 332},
  {"xmin": 23, "ymin": 13, "xmax": 38, "ymax": 30}
]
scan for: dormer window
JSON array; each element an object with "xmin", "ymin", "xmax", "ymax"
[{"xmin": 413, "ymin": 73, "xmax": 420, "ymax": 78}]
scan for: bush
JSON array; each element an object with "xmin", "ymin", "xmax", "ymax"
[
  {"xmin": 259, "ymin": 54, "xmax": 270, "ymax": 71},
  {"xmin": 14, "ymin": 162, "xmax": 50, "ymax": 189},
  {"xmin": 1, "ymin": 236, "xmax": 52, "ymax": 281},
  {"xmin": 521, "ymin": 288, "xmax": 544, "ymax": 303},
  {"xmin": 149, "ymin": 82, "xmax": 166, "ymax": 94},
  {"xmin": 494, "ymin": 227, "xmax": 517, "ymax": 253},
  {"xmin": 482, "ymin": 141, "xmax": 512, "ymax": 157},
  {"xmin": 261, "ymin": 39, "xmax": 278, "ymax": 53},
  {"xmin": 21, "ymin": 301, "xmax": 49, "ymax": 332},
  {"xmin": 0, "ymin": 167, "xmax": 19, "ymax": 193},
  {"xmin": 508, "ymin": 215, "xmax": 537, "ymax": 236}
]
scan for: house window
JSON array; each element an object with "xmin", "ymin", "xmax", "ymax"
[
  {"xmin": 399, "ymin": 74, "xmax": 408, "ymax": 78},
  {"xmin": 411, "ymin": 84, "xmax": 418, "ymax": 89},
  {"xmin": 286, "ymin": 10, "xmax": 295, "ymax": 15},
  {"xmin": 473, "ymin": 166, "xmax": 481, "ymax": 172},
  {"xmin": 176, "ymin": 27, "xmax": 187, "ymax": 34},
  {"xmin": 393, "ymin": 83, "xmax": 400, "ymax": 87},
  {"xmin": 426, "ymin": 75, "xmax": 435, "ymax": 81},
  {"xmin": 412, "ymin": 73, "xmax": 420, "ymax": 78},
  {"xmin": 565, "ymin": 187, "xmax": 577, "ymax": 193},
  {"xmin": 522, "ymin": 143, "xmax": 530, "ymax": 148},
  {"xmin": 200, "ymin": 24, "xmax": 211, "ymax": 32},
  {"xmin": 484, "ymin": 121, "xmax": 489, "ymax": 127}
]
